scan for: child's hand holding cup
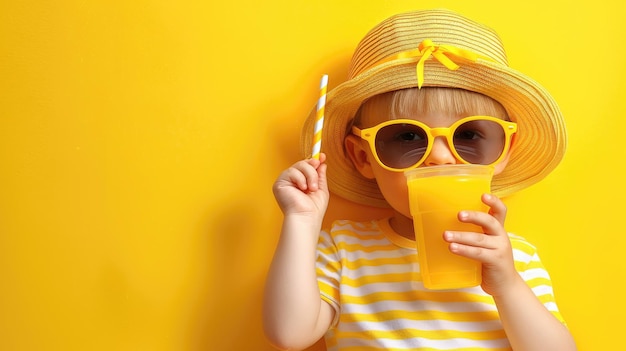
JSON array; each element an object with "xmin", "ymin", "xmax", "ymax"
[{"xmin": 405, "ymin": 164, "xmax": 494, "ymax": 290}]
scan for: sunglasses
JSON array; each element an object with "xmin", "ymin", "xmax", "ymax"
[{"xmin": 352, "ymin": 116, "xmax": 517, "ymax": 172}]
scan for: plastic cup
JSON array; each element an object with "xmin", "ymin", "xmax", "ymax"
[{"xmin": 404, "ymin": 164, "xmax": 494, "ymax": 290}]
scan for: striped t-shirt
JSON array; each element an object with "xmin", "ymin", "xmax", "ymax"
[{"xmin": 316, "ymin": 218, "xmax": 564, "ymax": 351}]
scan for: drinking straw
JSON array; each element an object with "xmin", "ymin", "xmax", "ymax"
[{"xmin": 312, "ymin": 74, "xmax": 328, "ymax": 160}]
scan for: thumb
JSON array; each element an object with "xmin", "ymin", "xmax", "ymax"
[
  {"xmin": 317, "ymin": 162, "xmax": 328, "ymax": 193},
  {"xmin": 316, "ymin": 153, "xmax": 329, "ymax": 194}
]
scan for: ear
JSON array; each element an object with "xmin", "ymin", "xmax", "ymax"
[{"xmin": 344, "ymin": 134, "xmax": 376, "ymax": 179}]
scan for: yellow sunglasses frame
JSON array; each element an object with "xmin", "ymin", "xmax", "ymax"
[{"xmin": 352, "ymin": 116, "xmax": 518, "ymax": 172}]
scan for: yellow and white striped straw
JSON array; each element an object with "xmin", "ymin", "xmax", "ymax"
[{"xmin": 312, "ymin": 74, "xmax": 328, "ymax": 160}]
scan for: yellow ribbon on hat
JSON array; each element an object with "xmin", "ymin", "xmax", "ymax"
[{"xmin": 368, "ymin": 39, "xmax": 496, "ymax": 88}]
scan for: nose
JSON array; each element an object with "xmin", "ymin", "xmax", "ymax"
[{"xmin": 423, "ymin": 137, "xmax": 457, "ymax": 166}]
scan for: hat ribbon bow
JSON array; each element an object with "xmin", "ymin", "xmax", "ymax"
[{"xmin": 385, "ymin": 39, "xmax": 496, "ymax": 88}]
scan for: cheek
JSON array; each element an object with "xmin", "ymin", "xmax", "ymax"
[{"xmin": 371, "ymin": 166, "xmax": 412, "ymax": 218}]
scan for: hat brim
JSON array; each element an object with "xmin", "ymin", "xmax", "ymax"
[{"xmin": 302, "ymin": 58, "xmax": 566, "ymax": 207}]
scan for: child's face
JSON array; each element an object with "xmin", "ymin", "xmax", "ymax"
[{"xmin": 345, "ymin": 98, "xmax": 511, "ymax": 219}]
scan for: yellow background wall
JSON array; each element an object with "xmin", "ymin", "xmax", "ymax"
[{"xmin": 1, "ymin": 1, "xmax": 623, "ymax": 350}]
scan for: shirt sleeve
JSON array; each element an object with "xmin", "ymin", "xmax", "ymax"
[
  {"xmin": 510, "ymin": 233, "xmax": 567, "ymax": 325},
  {"xmin": 316, "ymin": 227, "xmax": 342, "ymax": 327}
]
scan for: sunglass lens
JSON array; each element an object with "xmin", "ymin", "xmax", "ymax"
[
  {"xmin": 453, "ymin": 120, "xmax": 505, "ymax": 164},
  {"xmin": 375, "ymin": 123, "xmax": 428, "ymax": 169}
]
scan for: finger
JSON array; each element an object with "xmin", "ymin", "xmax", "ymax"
[
  {"xmin": 445, "ymin": 231, "xmax": 509, "ymax": 265},
  {"xmin": 482, "ymin": 193, "xmax": 507, "ymax": 225},
  {"xmin": 444, "ymin": 230, "xmax": 497, "ymax": 250},
  {"xmin": 317, "ymin": 162, "xmax": 328, "ymax": 193},
  {"xmin": 308, "ymin": 153, "xmax": 328, "ymax": 192},
  {"xmin": 448, "ymin": 241, "xmax": 508, "ymax": 266},
  {"xmin": 299, "ymin": 160, "xmax": 326, "ymax": 192},
  {"xmin": 458, "ymin": 210, "xmax": 506, "ymax": 237},
  {"xmin": 319, "ymin": 152, "xmax": 327, "ymax": 164},
  {"xmin": 448, "ymin": 241, "xmax": 488, "ymax": 260},
  {"xmin": 285, "ymin": 160, "xmax": 314, "ymax": 187},
  {"xmin": 283, "ymin": 166, "xmax": 310, "ymax": 192}
]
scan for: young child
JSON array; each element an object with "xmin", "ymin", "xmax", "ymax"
[{"xmin": 263, "ymin": 9, "xmax": 576, "ymax": 351}]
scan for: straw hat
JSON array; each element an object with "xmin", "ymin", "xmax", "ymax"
[{"xmin": 301, "ymin": 8, "xmax": 566, "ymax": 208}]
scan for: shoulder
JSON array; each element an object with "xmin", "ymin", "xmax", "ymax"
[
  {"xmin": 320, "ymin": 219, "xmax": 388, "ymax": 246},
  {"xmin": 326, "ymin": 219, "xmax": 380, "ymax": 231},
  {"xmin": 508, "ymin": 232, "xmax": 538, "ymax": 254},
  {"xmin": 508, "ymin": 233, "xmax": 549, "ymax": 274},
  {"xmin": 323, "ymin": 219, "xmax": 382, "ymax": 237}
]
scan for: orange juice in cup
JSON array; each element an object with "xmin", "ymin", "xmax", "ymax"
[{"xmin": 405, "ymin": 164, "xmax": 493, "ymax": 290}]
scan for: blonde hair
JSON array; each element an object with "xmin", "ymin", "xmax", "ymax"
[{"xmin": 354, "ymin": 87, "xmax": 510, "ymax": 127}]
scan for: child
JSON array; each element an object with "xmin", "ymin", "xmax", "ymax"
[{"xmin": 263, "ymin": 8, "xmax": 576, "ymax": 351}]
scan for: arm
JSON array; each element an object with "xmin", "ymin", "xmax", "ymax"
[
  {"xmin": 491, "ymin": 274, "xmax": 575, "ymax": 351},
  {"xmin": 263, "ymin": 154, "xmax": 334, "ymax": 350},
  {"xmin": 444, "ymin": 194, "xmax": 577, "ymax": 351}
]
